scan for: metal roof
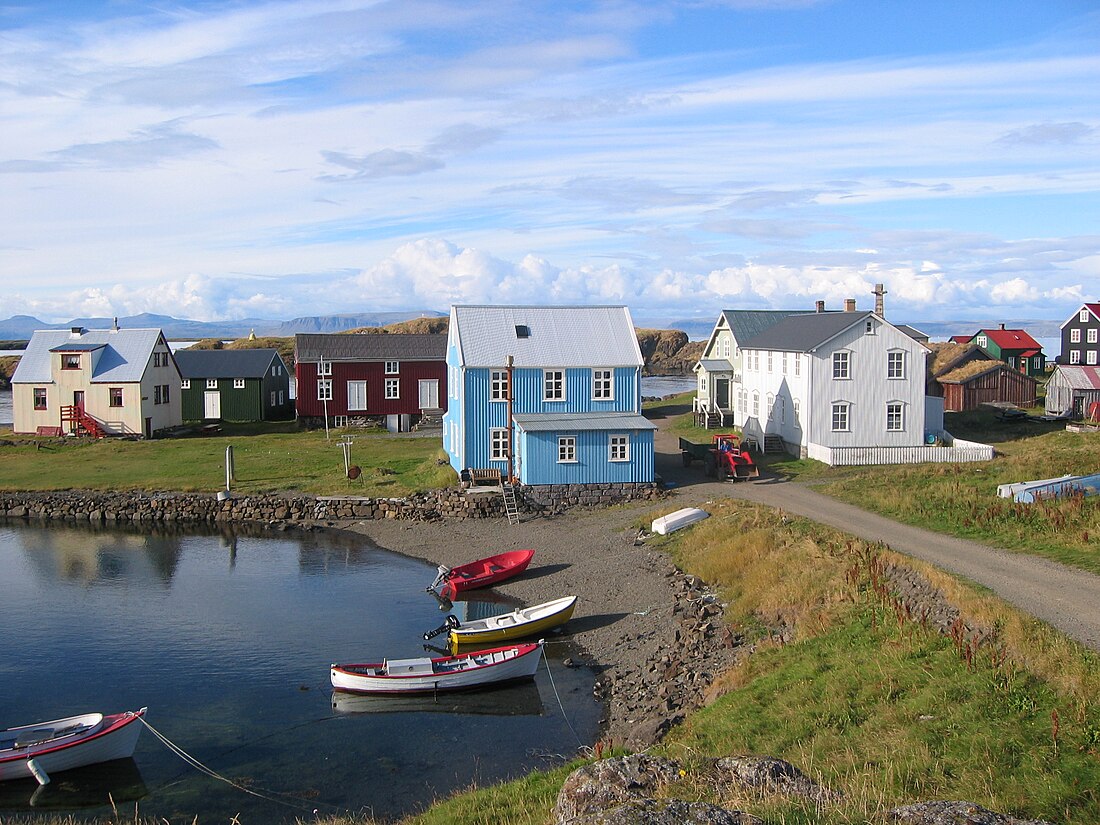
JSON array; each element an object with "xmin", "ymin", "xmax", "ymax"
[
  {"xmin": 174, "ymin": 348, "xmax": 282, "ymax": 379},
  {"xmin": 512, "ymin": 412, "xmax": 656, "ymax": 432},
  {"xmin": 740, "ymin": 311, "xmax": 873, "ymax": 352},
  {"xmin": 49, "ymin": 342, "xmax": 106, "ymax": 352},
  {"xmin": 978, "ymin": 328, "xmax": 1043, "ymax": 351},
  {"xmin": 719, "ymin": 309, "xmax": 802, "ymax": 342},
  {"xmin": 697, "ymin": 358, "xmax": 732, "ymax": 372},
  {"xmin": 1052, "ymin": 365, "xmax": 1100, "ymax": 390},
  {"xmin": 294, "ymin": 333, "xmax": 446, "ymax": 362},
  {"xmin": 451, "ymin": 305, "xmax": 643, "ymax": 368},
  {"xmin": 895, "ymin": 324, "xmax": 930, "ymax": 341},
  {"xmin": 12, "ymin": 327, "xmax": 165, "ymax": 384}
]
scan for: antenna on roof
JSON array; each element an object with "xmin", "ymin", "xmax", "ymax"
[{"xmin": 112, "ymin": 317, "xmax": 119, "ymax": 332}]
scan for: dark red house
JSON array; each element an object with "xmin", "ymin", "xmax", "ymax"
[
  {"xmin": 294, "ymin": 333, "xmax": 447, "ymax": 430},
  {"xmin": 926, "ymin": 341, "xmax": 1038, "ymax": 411}
]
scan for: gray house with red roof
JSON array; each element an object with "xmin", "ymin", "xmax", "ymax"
[{"xmin": 1058, "ymin": 303, "xmax": 1100, "ymax": 367}]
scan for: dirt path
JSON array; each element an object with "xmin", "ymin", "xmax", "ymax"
[{"xmin": 649, "ymin": 401, "xmax": 1100, "ymax": 653}]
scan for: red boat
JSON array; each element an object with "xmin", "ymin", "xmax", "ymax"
[{"xmin": 429, "ymin": 549, "xmax": 535, "ymax": 599}]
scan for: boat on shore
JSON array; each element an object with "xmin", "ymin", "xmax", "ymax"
[
  {"xmin": 0, "ymin": 708, "xmax": 147, "ymax": 787},
  {"xmin": 429, "ymin": 549, "xmax": 535, "ymax": 599},
  {"xmin": 331, "ymin": 640, "xmax": 545, "ymax": 695},
  {"xmin": 440, "ymin": 596, "xmax": 577, "ymax": 651}
]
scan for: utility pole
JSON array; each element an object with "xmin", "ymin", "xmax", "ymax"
[{"xmin": 506, "ymin": 355, "xmax": 515, "ymax": 484}]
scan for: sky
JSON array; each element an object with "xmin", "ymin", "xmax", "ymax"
[{"xmin": 1, "ymin": 0, "xmax": 1098, "ymax": 329}]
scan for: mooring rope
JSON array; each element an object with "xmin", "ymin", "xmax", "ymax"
[
  {"xmin": 542, "ymin": 653, "xmax": 585, "ymax": 749},
  {"xmin": 137, "ymin": 716, "xmax": 334, "ymax": 814}
]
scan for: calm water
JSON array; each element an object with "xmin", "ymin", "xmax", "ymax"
[
  {"xmin": 0, "ymin": 388, "xmax": 10, "ymax": 426},
  {"xmin": 0, "ymin": 522, "xmax": 600, "ymax": 823},
  {"xmin": 641, "ymin": 375, "xmax": 696, "ymax": 398}
]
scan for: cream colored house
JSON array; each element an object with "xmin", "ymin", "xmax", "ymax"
[{"xmin": 12, "ymin": 326, "xmax": 182, "ymax": 438}]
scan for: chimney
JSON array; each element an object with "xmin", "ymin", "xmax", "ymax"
[
  {"xmin": 111, "ymin": 317, "xmax": 119, "ymax": 332},
  {"xmin": 1000, "ymin": 323, "xmax": 1006, "ymax": 330},
  {"xmin": 844, "ymin": 298, "xmax": 856, "ymax": 312},
  {"xmin": 815, "ymin": 300, "xmax": 825, "ymax": 313},
  {"xmin": 873, "ymin": 283, "xmax": 886, "ymax": 317}
]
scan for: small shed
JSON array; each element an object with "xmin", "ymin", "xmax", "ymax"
[
  {"xmin": 937, "ymin": 361, "xmax": 1038, "ymax": 412},
  {"xmin": 1045, "ymin": 365, "xmax": 1100, "ymax": 418}
]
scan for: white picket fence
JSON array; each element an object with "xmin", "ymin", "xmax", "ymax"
[{"xmin": 808, "ymin": 437, "xmax": 994, "ymax": 467}]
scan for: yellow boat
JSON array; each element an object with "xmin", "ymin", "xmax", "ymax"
[{"xmin": 448, "ymin": 596, "xmax": 577, "ymax": 652}]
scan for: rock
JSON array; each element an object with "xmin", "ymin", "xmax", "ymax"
[
  {"xmin": 714, "ymin": 755, "xmax": 841, "ymax": 805},
  {"xmin": 554, "ymin": 754, "xmax": 683, "ymax": 823},
  {"xmin": 890, "ymin": 801, "xmax": 1055, "ymax": 825},
  {"xmin": 573, "ymin": 798, "xmax": 763, "ymax": 825}
]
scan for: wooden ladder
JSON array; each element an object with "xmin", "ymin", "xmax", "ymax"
[{"xmin": 501, "ymin": 482, "xmax": 521, "ymax": 526}]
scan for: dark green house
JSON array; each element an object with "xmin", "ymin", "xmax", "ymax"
[{"xmin": 175, "ymin": 348, "xmax": 293, "ymax": 422}]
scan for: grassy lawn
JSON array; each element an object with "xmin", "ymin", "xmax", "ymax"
[{"xmin": 0, "ymin": 423, "xmax": 455, "ymax": 496}]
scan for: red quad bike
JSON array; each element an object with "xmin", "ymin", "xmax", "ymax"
[{"xmin": 678, "ymin": 433, "xmax": 760, "ymax": 481}]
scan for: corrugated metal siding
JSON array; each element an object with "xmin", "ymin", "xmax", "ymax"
[
  {"xmin": 296, "ymin": 360, "xmax": 447, "ymax": 417},
  {"xmin": 518, "ymin": 429, "xmax": 654, "ymax": 485}
]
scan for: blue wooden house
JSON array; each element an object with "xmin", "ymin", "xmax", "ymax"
[{"xmin": 442, "ymin": 305, "xmax": 655, "ymax": 487}]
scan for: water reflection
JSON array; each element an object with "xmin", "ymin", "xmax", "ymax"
[
  {"xmin": 331, "ymin": 680, "xmax": 544, "ymax": 717},
  {"xmin": 0, "ymin": 758, "xmax": 147, "ymax": 812}
]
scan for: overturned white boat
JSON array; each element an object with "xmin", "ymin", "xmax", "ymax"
[{"xmin": 651, "ymin": 507, "xmax": 709, "ymax": 536}]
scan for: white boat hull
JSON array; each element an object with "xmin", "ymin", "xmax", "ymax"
[
  {"xmin": 651, "ymin": 507, "xmax": 709, "ymax": 535},
  {"xmin": 0, "ymin": 709, "xmax": 146, "ymax": 785},
  {"xmin": 332, "ymin": 641, "xmax": 544, "ymax": 695}
]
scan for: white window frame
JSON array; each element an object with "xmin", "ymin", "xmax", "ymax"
[
  {"xmin": 1071, "ymin": 328, "xmax": 1082, "ymax": 343},
  {"xmin": 490, "ymin": 428, "xmax": 509, "ymax": 462},
  {"xmin": 206, "ymin": 378, "xmax": 218, "ymax": 390},
  {"xmin": 832, "ymin": 351, "xmax": 850, "ymax": 380},
  {"xmin": 544, "ymin": 369, "xmax": 565, "ymax": 401},
  {"xmin": 782, "ymin": 353, "xmax": 788, "ymax": 375},
  {"xmin": 794, "ymin": 354, "xmax": 801, "ymax": 377},
  {"xmin": 886, "ymin": 401, "xmax": 905, "ymax": 432},
  {"xmin": 490, "ymin": 370, "xmax": 508, "ymax": 402},
  {"xmin": 752, "ymin": 391, "xmax": 760, "ymax": 418},
  {"xmin": 318, "ymin": 360, "xmax": 332, "ymax": 377},
  {"xmin": 767, "ymin": 352, "xmax": 773, "ymax": 373},
  {"xmin": 977, "ymin": 335, "xmax": 988, "ymax": 348},
  {"xmin": 234, "ymin": 378, "xmax": 246, "ymax": 389},
  {"xmin": 1081, "ymin": 309, "xmax": 1090, "ymax": 322},
  {"xmin": 317, "ymin": 379, "xmax": 332, "ymax": 401},
  {"xmin": 887, "ymin": 350, "xmax": 906, "ymax": 380},
  {"xmin": 385, "ymin": 377, "xmax": 400, "ymax": 400},
  {"xmin": 557, "ymin": 435, "xmax": 577, "ymax": 463},
  {"xmin": 1089, "ymin": 351, "xmax": 1098, "ymax": 366},
  {"xmin": 270, "ymin": 391, "xmax": 276, "ymax": 406},
  {"xmin": 832, "ymin": 402, "xmax": 850, "ymax": 432},
  {"xmin": 592, "ymin": 369, "xmax": 613, "ymax": 401},
  {"xmin": 609, "ymin": 434, "xmax": 629, "ymax": 462},
  {"xmin": 385, "ymin": 360, "xmax": 399, "ymax": 375},
  {"xmin": 347, "ymin": 380, "xmax": 368, "ymax": 411},
  {"xmin": 1089, "ymin": 329, "xmax": 1098, "ymax": 344},
  {"xmin": 181, "ymin": 379, "xmax": 191, "ymax": 390},
  {"xmin": 1071, "ymin": 350, "xmax": 1082, "ymax": 364}
]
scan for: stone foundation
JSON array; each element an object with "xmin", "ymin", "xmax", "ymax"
[{"xmin": 0, "ymin": 482, "xmax": 663, "ymax": 526}]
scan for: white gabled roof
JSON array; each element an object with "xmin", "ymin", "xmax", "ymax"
[
  {"xmin": 12, "ymin": 327, "xmax": 165, "ymax": 384},
  {"xmin": 450, "ymin": 305, "xmax": 644, "ymax": 368}
]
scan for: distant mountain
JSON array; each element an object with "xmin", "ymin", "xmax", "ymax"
[{"xmin": 0, "ymin": 311, "xmax": 446, "ymax": 341}]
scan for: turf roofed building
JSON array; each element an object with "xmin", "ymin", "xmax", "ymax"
[
  {"xmin": 442, "ymin": 305, "xmax": 656, "ymax": 488},
  {"xmin": 11, "ymin": 325, "xmax": 181, "ymax": 438},
  {"xmin": 174, "ymin": 348, "xmax": 293, "ymax": 422}
]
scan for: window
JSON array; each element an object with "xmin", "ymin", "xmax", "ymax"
[
  {"xmin": 1089, "ymin": 329, "xmax": 1098, "ymax": 344},
  {"xmin": 61, "ymin": 354, "xmax": 80, "ymax": 370},
  {"xmin": 766, "ymin": 392, "xmax": 774, "ymax": 417},
  {"xmin": 794, "ymin": 354, "xmax": 801, "ymax": 377},
  {"xmin": 490, "ymin": 428, "xmax": 509, "ymax": 461},
  {"xmin": 886, "ymin": 402, "xmax": 905, "ymax": 431},
  {"xmin": 699, "ymin": 374, "xmax": 706, "ymax": 393},
  {"xmin": 778, "ymin": 396, "xmax": 786, "ymax": 425},
  {"xmin": 347, "ymin": 380, "xmax": 367, "ymax": 410},
  {"xmin": 865, "ymin": 320, "xmax": 875, "ymax": 334},
  {"xmin": 109, "ymin": 388, "xmax": 123, "ymax": 407},
  {"xmin": 767, "ymin": 352, "xmax": 773, "ymax": 373},
  {"xmin": 154, "ymin": 385, "xmax": 162, "ymax": 404},
  {"xmin": 1072, "ymin": 329, "xmax": 1082, "ymax": 343},
  {"xmin": 33, "ymin": 387, "xmax": 47, "ymax": 410},
  {"xmin": 270, "ymin": 391, "xmax": 276, "ymax": 406},
  {"xmin": 782, "ymin": 353, "xmax": 788, "ymax": 375},
  {"xmin": 317, "ymin": 379, "xmax": 332, "ymax": 401},
  {"xmin": 609, "ymin": 434, "xmax": 629, "ymax": 462},
  {"xmin": 887, "ymin": 351, "xmax": 906, "ymax": 379},
  {"xmin": 793, "ymin": 398, "xmax": 800, "ymax": 424},
  {"xmin": 752, "ymin": 391, "xmax": 760, "ymax": 418},
  {"xmin": 976, "ymin": 335, "xmax": 988, "ymax": 348},
  {"xmin": 152, "ymin": 352, "xmax": 161, "ymax": 367},
  {"xmin": 181, "ymin": 379, "xmax": 191, "ymax": 390},
  {"xmin": 271, "ymin": 364, "xmax": 279, "ymax": 377},
  {"xmin": 318, "ymin": 360, "xmax": 332, "ymax": 377},
  {"xmin": 1082, "ymin": 309, "xmax": 1090, "ymax": 322},
  {"xmin": 278, "ymin": 390, "xmax": 284, "ymax": 404},
  {"xmin": 206, "ymin": 379, "xmax": 218, "ymax": 390},
  {"xmin": 385, "ymin": 361, "xmax": 399, "ymax": 375},
  {"xmin": 385, "ymin": 378, "xmax": 400, "ymax": 399},
  {"xmin": 832, "ymin": 351, "xmax": 850, "ymax": 379},
  {"xmin": 558, "ymin": 436, "xmax": 577, "ymax": 462},
  {"xmin": 831, "ymin": 402, "xmax": 850, "ymax": 431},
  {"xmin": 162, "ymin": 384, "xmax": 170, "ymax": 404},
  {"xmin": 544, "ymin": 370, "xmax": 564, "ymax": 401},
  {"xmin": 1071, "ymin": 350, "xmax": 1081, "ymax": 364},
  {"xmin": 490, "ymin": 370, "xmax": 508, "ymax": 401},
  {"xmin": 234, "ymin": 378, "xmax": 245, "ymax": 389},
  {"xmin": 722, "ymin": 338, "xmax": 730, "ymax": 358},
  {"xmin": 1089, "ymin": 351, "xmax": 1098, "ymax": 366},
  {"xmin": 592, "ymin": 369, "xmax": 613, "ymax": 400}
]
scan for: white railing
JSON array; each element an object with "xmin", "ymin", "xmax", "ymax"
[{"xmin": 807, "ymin": 436, "xmax": 994, "ymax": 467}]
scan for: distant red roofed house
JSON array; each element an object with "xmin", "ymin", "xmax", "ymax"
[
  {"xmin": 949, "ymin": 335, "xmax": 972, "ymax": 344},
  {"xmin": 1057, "ymin": 303, "xmax": 1100, "ymax": 367},
  {"xmin": 966, "ymin": 325, "xmax": 1046, "ymax": 378},
  {"xmin": 926, "ymin": 342, "xmax": 1038, "ymax": 412}
]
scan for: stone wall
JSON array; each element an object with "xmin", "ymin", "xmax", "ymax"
[{"xmin": 0, "ymin": 482, "xmax": 663, "ymax": 526}]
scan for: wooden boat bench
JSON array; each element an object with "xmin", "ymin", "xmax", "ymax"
[{"xmin": 467, "ymin": 468, "xmax": 503, "ymax": 487}]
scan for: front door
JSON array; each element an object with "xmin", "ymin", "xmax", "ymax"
[
  {"xmin": 715, "ymin": 378, "xmax": 730, "ymax": 410},
  {"xmin": 418, "ymin": 379, "xmax": 439, "ymax": 410},
  {"xmin": 204, "ymin": 391, "xmax": 221, "ymax": 420},
  {"xmin": 73, "ymin": 391, "xmax": 85, "ymax": 411}
]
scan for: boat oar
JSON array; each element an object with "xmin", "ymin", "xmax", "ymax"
[{"xmin": 423, "ymin": 614, "xmax": 460, "ymax": 640}]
